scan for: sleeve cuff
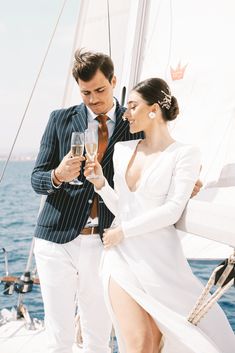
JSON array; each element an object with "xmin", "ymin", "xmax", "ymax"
[{"xmin": 51, "ymin": 170, "xmax": 62, "ymax": 189}]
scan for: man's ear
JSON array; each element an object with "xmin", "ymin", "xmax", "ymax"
[{"xmin": 111, "ymin": 75, "xmax": 117, "ymax": 88}]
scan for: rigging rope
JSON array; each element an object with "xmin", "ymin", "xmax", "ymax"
[
  {"xmin": 106, "ymin": 0, "xmax": 112, "ymax": 57},
  {"xmin": 0, "ymin": 0, "xmax": 69, "ymax": 184},
  {"xmin": 188, "ymin": 251, "xmax": 235, "ymax": 325},
  {"xmin": 165, "ymin": 0, "xmax": 173, "ymax": 80}
]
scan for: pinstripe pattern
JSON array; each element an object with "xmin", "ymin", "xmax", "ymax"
[{"xmin": 31, "ymin": 100, "xmax": 143, "ymax": 243}]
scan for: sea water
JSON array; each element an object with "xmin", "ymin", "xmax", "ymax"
[{"xmin": 0, "ymin": 161, "xmax": 234, "ymax": 331}]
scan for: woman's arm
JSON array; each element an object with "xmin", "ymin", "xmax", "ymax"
[
  {"xmin": 122, "ymin": 146, "xmax": 201, "ymax": 238},
  {"xmin": 85, "ymin": 143, "xmax": 120, "ymax": 216},
  {"xmin": 95, "ymin": 178, "xmax": 119, "ymax": 216}
]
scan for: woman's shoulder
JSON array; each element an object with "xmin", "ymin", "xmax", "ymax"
[
  {"xmin": 114, "ymin": 139, "xmax": 141, "ymax": 151},
  {"xmin": 173, "ymin": 141, "xmax": 200, "ymax": 156},
  {"xmin": 173, "ymin": 141, "xmax": 201, "ymax": 170}
]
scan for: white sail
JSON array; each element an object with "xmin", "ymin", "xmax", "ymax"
[{"xmin": 122, "ymin": 0, "xmax": 235, "ymax": 256}]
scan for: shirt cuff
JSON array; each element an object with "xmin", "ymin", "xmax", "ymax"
[{"xmin": 51, "ymin": 170, "xmax": 62, "ymax": 189}]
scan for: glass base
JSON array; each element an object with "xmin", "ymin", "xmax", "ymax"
[{"xmin": 69, "ymin": 178, "xmax": 83, "ymax": 186}]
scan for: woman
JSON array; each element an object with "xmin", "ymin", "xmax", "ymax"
[{"xmin": 84, "ymin": 78, "xmax": 235, "ymax": 353}]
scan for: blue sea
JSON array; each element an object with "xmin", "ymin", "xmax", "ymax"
[{"xmin": 0, "ymin": 161, "xmax": 234, "ymax": 332}]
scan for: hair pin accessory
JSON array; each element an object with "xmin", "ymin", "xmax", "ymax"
[{"xmin": 158, "ymin": 90, "xmax": 171, "ymax": 110}]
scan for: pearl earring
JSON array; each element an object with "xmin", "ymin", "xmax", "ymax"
[{"xmin": 148, "ymin": 112, "xmax": 156, "ymax": 119}]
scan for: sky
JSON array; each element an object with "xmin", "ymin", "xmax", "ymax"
[
  {"xmin": 1, "ymin": 0, "xmax": 235, "ymax": 163},
  {"xmin": 0, "ymin": 0, "xmax": 130, "ymax": 158},
  {"xmin": 0, "ymin": 0, "xmax": 80, "ymax": 157}
]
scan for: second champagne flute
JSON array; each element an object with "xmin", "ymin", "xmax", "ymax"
[
  {"xmin": 85, "ymin": 128, "xmax": 99, "ymax": 179},
  {"xmin": 69, "ymin": 131, "xmax": 85, "ymax": 185}
]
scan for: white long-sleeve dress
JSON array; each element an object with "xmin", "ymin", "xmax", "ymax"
[{"xmin": 96, "ymin": 139, "xmax": 235, "ymax": 353}]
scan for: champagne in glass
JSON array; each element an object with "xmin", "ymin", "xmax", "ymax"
[
  {"xmin": 85, "ymin": 128, "xmax": 99, "ymax": 179},
  {"xmin": 71, "ymin": 144, "xmax": 84, "ymax": 157},
  {"xmin": 69, "ymin": 131, "xmax": 85, "ymax": 185},
  {"xmin": 85, "ymin": 143, "xmax": 98, "ymax": 159}
]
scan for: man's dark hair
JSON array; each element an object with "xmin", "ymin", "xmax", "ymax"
[{"xmin": 72, "ymin": 49, "xmax": 114, "ymax": 83}]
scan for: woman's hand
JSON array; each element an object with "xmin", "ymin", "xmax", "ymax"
[
  {"xmin": 84, "ymin": 155, "xmax": 105, "ymax": 189},
  {"xmin": 103, "ymin": 226, "xmax": 124, "ymax": 249}
]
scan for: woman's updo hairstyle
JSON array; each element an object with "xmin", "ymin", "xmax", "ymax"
[{"xmin": 133, "ymin": 78, "xmax": 179, "ymax": 121}]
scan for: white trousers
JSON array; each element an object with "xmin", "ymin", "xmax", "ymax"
[{"xmin": 34, "ymin": 235, "xmax": 112, "ymax": 353}]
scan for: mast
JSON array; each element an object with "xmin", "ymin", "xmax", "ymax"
[{"xmin": 118, "ymin": 0, "xmax": 151, "ymax": 104}]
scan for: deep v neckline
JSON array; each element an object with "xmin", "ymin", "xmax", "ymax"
[{"xmin": 124, "ymin": 139, "xmax": 177, "ymax": 193}]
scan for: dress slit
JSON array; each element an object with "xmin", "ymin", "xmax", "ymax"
[{"xmin": 107, "ymin": 275, "xmax": 164, "ymax": 353}]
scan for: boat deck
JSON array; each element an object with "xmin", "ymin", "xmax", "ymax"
[{"xmin": 0, "ymin": 320, "xmax": 82, "ymax": 353}]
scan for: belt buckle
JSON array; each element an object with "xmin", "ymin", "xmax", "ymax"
[{"xmin": 81, "ymin": 226, "xmax": 98, "ymax": 236}]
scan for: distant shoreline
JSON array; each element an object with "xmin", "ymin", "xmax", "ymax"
[{"xmin": 0, "ymin": 156, "xmax": 36, "ymax": 162}]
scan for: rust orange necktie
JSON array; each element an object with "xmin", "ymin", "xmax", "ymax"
[
  {"xmin": 90, "ymin": 115, "xmax": 109, "ymax": 219},
  {"xmin": 96, "ymin": 115, "xmax": 109, "ymax": 162}
]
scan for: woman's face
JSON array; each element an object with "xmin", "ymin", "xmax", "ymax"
[{"xmin": 124, "ymin": 91, "xmax": 152, "ymax": 134}]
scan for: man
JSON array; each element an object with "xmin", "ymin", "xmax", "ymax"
[
  {"xmin": 32, "ymin": 49, "xmax": 202, "ymax": 353},
  {"xmin": 31, "ymin": 49, "xmax": 141, "ymax": 353}
]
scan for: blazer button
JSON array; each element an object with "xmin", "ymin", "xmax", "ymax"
[{"xmin": 88, "ymin": 199, "xmax": 93, "ymax": 204}]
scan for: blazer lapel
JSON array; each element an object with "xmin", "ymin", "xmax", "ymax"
[
  {"xmin": 72, "ymin": 104, "xmax": 88, "ymax": 132},
  {"xmin": 102, "ymin": 102, "xmax": 129, "ymax": 168}
]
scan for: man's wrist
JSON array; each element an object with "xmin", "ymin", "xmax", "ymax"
[{"xmin": 53, "ymin": 169, "xmax": 64, "ymax": 185}]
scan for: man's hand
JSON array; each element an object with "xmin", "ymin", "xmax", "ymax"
[
  {"xmin": 191, "ymin": 179, "xmax": 203, "ymax": 198},
  {"xmin": 53, "ymin": 151, "xmax": 85, "ymax": 185}
]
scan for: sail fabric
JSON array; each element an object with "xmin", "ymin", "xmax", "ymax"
[
  {"xmin": 139, "ymin": 0, "xmax": 235, "ymax": 185},
  {"xmin": 135, "ymin": 0, "xmax": 235, "ymax": 251}
]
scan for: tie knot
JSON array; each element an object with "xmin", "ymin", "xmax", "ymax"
[{"xmin": 96, "ymin": 115, "xmax": 108, "ymax": 125}]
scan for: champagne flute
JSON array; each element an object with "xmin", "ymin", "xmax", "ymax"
[
  {"xmin": 85, "ymin": 127, "xmax": 99, "ymax": 179},
  {"xmin": 69, "ymin": 131, "xmax": 85, "ymax": 185}
]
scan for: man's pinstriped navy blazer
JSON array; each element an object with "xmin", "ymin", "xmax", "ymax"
[{"xmin": 31, "ymin": 100, "xmax": 142, "ymax": 244}]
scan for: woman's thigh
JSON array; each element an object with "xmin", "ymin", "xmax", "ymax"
[{"xmin": 109, "ymin": 277, "xmax": 162, "ymax": 352}]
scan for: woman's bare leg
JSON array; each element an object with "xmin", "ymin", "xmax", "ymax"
[
  {"xmin": 109, "ymin": 278, "xmax": 162, "ymax": 353},
  {"xmin": 149, "ymin": 314, "xmax": 163, "ymax": 353}
]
